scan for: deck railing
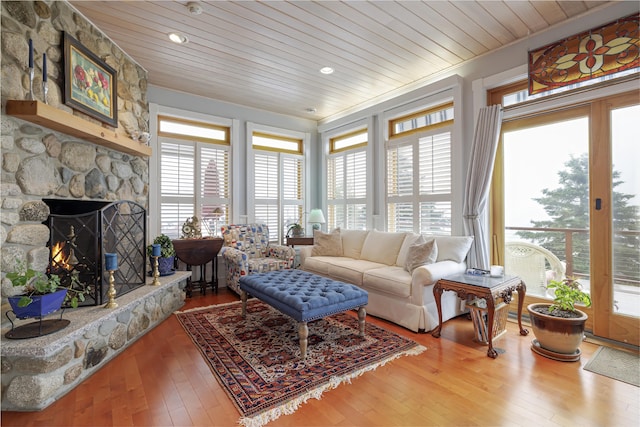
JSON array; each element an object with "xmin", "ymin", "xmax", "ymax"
[{"xmin": 505, "ymin": 226, "xmax": 639, "ymax": 288}]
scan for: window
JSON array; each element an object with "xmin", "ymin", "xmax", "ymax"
[
  {"xmin": 389, "ymin": 102, "xmax": 453, "ymax": 138},
  {"xmin": 158, "ymin": 116, "xmax": 230, "ymax": 238},
  {"xmin": 250, "ymin": 130, "xmax": 305, "ymax": 243},
  {"xmin": 386, "ymin": 103, "xmax": 453, "ymax": 235},
  {"xmin": 327, "ymin": 129, "xmax": 367, "ymax": 230}
]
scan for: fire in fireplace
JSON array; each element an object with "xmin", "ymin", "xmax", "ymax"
[{"xmin": 43, "ymin": 199, "xmax": 147, "ymax": 306}]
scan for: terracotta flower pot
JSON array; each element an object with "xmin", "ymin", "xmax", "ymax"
[{"xmin": 527, "ymin": 303, "xmax": 587, "ymax": 355}]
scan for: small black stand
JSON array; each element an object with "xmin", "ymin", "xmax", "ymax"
[{"xmin": 4, "ymin": 309, "xmax": 70, "ymax": 340}]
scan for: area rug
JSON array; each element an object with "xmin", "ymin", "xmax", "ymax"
[
  {"xmin": 583, "ymin": 346, "xmax": 639, "ymax": 387},
  {"xmin": 175, "ymin": 300, "xmax": 426, "ymax": 427}
]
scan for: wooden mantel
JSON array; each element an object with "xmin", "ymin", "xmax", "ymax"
[{"xmin": 6, "ymin": 100, "xmax": 152, "ymax": 157}]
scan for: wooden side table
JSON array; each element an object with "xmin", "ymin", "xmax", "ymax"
[
  {"xmin": 431, "ymin": 273, "xmax": 529, "ymax": 358},
  {"xmin": 286, "ymin": 236, "xmax": 314, "ymax": 247},
  {"xmin": 172, "ymin": 238, "xmax": 223, "ymax": 297}
]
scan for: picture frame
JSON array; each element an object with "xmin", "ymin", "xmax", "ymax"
[{"xmin": 63, "ymin": 32, "xmax": 118, "ymax": 127}]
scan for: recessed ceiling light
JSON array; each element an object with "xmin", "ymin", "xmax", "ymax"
[
  {"xmin": 168, "ymin": 32, "xmax": 189, "ymax": 44},
  {"xmin": 305, "ymin": 108, "xmax": 317, "ymax": 113},
  {"xmin": 320, "ymin": 67, "xmax": 334, "ymax": 75}
]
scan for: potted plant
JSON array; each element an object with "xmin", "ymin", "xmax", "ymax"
[
  {"xmin": 147, "ymin": 234, "xmax": 176, "ymax": 275},
  {"xmin": 6, "ymin": 264, "xmax": 86, "ymax": 319},
  {"xmin": 286, "ymin": 222, "xmax": 305, "ymax": 238},
  {"xmin": 527, "ymin": 276, "xmax": 592, "ymax": 361}
]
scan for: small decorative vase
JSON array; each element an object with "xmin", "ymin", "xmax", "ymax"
[{"xmin": 8, "ymin": 289, "xmax": 67, "ymax": 319}]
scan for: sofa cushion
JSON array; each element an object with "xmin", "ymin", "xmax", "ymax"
[
  {"xmin": 363, "ymin": 266, "xmax": 412, "ymax": 298},
  {"xmin": 341, "ymin": 229, "xmax": 369, "ymax": 259},
  {"xmin": 360, "ymin": 230, "xmax": 407, "ymax": 265},
  {"xmin": 435, "ymin": 236, "xmax": 473, "ymax": 263},
  {"xmin": 405, "ymin": 237, "xmax": 438, "ymax": 274},
  {"xmin": 396, "ymin": 232, "xmax": 421, "ymax": 267},
  {"xmin": 303, "ymin": 255, "xmax": 346, "ymax": 276},
  {"xmin": 327, "ymin": 259, "xmax": 385, "ymax": 286},
  {"xmin": 311, "ymin": 228, "xmax": 343, "ymax": 256}
]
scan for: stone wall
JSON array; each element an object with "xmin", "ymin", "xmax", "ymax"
[{"xmin": 1, "ymin": 1, "xmax": 150, "ymax": 302}]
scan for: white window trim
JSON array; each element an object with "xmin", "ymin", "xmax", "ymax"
[
  {"xmin": 246, "ymin": 122, "xmax": 310, "ymax": 232},
  {"xmin": 149, "ymin": 103, "xmax": 237, "ymax": 240},
  {"xmin": 381, "ymin": 85, "xmax": 464, "ymax": 234},
  {"xmin": 321, "ymin": 117, "xmax": 374, "ymax": 230}
]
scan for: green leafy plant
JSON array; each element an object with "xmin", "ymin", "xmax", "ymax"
[
  {"xmin": 6, "ymin": 263, "xmax": 86, "ymax": 308},
  {"xmin": 546, "ymin": 276, "xmax": 592, "ymax": 313},
  {"xmin": 286, "ymin": 223, "xmax": 304, "ymax": 237},
  {"xmin": 147, "ymin": 233, "xmax": 176, "ymax": 258}
]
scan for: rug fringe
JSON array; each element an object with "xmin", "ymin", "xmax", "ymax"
[
  {"xmin": 174, "ymin": 299, "xmax": 242, "ymax": 314},
  {"xmin": 237, "ymin": 344, "xmax": 427, "ymax": 427}
]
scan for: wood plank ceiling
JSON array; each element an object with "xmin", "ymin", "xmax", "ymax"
[{"xmin": 69, "ymin": 1, "xmax": 607, "ymax": 120}]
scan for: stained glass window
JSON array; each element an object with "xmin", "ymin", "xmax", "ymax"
[{"xmin": 528, "ymin": 13, "xmax": 639, "ymax": 95}]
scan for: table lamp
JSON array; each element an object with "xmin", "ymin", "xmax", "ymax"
[{"xmin": 308, "ymin": 209, "xmax": 326, "ymax": 231}]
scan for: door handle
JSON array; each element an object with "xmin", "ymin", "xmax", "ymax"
[{"xmin": 595, "ymin": 198, "xmax": 602, "ymax": 210}]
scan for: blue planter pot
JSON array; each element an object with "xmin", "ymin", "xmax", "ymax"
[
  {"xmin": 8, "ymin": 289, "xmax": 67, "ymax": 319},
  {"xmin": 158, "ymin": 256, "xmax": 175, "ymax": 275}
]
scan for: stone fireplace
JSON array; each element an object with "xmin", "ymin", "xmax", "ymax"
[{"xmin": 44, "ymin": 199, "xmax": 146, "ymax": 306}]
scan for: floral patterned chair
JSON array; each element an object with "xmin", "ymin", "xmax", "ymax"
[{"xmin": 219, "ymin": 223, "xmax": 296, "ymax": 295}]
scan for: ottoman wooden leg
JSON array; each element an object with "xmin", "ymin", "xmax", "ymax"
[
  {"xmin": 357, "ymin": 307, "xmax": 366, "ymax": 336},
  {"xmin": 298, "ymin": 321, "xmax": 308, "ymax": 359},
  {"xmin": 241, "ymin": 290, "xmax": 247, "ymax": 317}
]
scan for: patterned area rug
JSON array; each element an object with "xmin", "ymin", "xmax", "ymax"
[
  {"xmin": 175, "ymin": 300, "xmax": 426, "ymax": 427},
  {"xmin": 584, "ymin": 346, "xmax": 639, "ymax": 387}
]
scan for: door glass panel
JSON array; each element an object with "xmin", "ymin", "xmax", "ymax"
[
  {"xmin": 503, "ymin": 117, "xmax": 590, "ymax": 297},
  {"xmin": 611, "ymin": 105, "xmax": 640, "ymax": 317}
]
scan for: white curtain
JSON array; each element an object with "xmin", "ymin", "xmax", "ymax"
[{"xmin": 463, "ymin": 105, "xmax": 503, "ymax": 269}]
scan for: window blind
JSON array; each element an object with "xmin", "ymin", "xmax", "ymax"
[{"xmin": 386, "ymin": 130, "xmax": 452, "ymax": 235}]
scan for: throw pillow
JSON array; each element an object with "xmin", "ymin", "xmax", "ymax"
[
  {"xmin": 435, "ymin": 236, "xmax": 473, "ymax": 263},
  {"xmin": 311, "ymin": 228, "xmax": 343, "ymax": 256},
  {"xmin": 360, "ymin": 230, "xmax": 407, "ymax": 265},
  {"xmin": 405, "ymin": 237, "xmax": 438, "ymax": 274}
]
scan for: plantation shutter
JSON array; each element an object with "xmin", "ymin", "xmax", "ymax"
[
  {"xmin": 327, "ymin": 147, "xmax": 367, "ymax": 230},
  {"xmin": 419, "ymin": 132, "xmax": 452, "ymax": 234},
  {"xmin": 386, "ymin": 130, "xmax": 452, "ymax": 234},
  {"xmin": 254, "ymin": 152, "xmax": 279, "ymax": 238},
  {"xmin": 200, "ymin": 144, "xmax": 230, "ymax": 232},
  {"xmin": 387, "ymin": 143, "xmax": 414, "ymax": 232},
  {"xmin": 282, "ymin": 155, "xmax": 304, "ymax": 241},
  {"xmin": 160, "ymin": 141, "xmax": 195, "ymax": 237}
]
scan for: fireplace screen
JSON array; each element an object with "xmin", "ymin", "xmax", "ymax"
[{"xmin": 44, "ymin": 199, "xmax": 146, "ymax": 306}]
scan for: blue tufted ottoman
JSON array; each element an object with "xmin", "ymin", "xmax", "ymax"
[{"xmin": 239, "ymin": 270, "xmax": 368, "ymax": 359}]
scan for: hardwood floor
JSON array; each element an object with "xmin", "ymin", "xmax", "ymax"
[{"xmin": 2, "ymin": 288, "xmax": 638, "ymax": 427}]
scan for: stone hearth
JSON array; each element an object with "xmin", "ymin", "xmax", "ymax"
[{"xmin": 1, "ymin": 272, "xmax": 189, "ymax": 411}]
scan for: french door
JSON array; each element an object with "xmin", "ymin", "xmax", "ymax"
[
  {"xmin": 591, "ymin": 92, "xmax": 639, "ymax": 345},
  {"xmin": 492, "ymin": 89, "xmax": 639, "ymax": 346}
]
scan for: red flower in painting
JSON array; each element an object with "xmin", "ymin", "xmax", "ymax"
[
  {"xmin": 97, "ymin": 72, "xmax": 109, "ymax": 90},
  {"xmin": 74, "ymin": 65, "xmax": 87, "ymax": 89}
]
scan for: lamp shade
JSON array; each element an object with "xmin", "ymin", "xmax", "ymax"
[{"xmin": 308, "ymin": 209, "xmax": 326, "ymax": 225}]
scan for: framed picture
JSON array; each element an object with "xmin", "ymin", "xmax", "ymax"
[{"xmin": 63, "ymin": 32, "xmax": 118, "ymax": 127}]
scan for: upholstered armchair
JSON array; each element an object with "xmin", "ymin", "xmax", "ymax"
[{"xmin": 219, "ymin": 223, "xmax": 296, "ymax": 295}]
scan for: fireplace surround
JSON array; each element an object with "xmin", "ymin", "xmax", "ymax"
[{"xmin": 43, "ymin": 199, "xmax": 146, "ymax": 306}]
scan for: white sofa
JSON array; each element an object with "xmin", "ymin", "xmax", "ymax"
[{"xmin": 299, "ymin": 229, "xmax": 473, "ymax": 333}]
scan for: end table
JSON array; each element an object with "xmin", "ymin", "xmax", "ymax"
[
  {"xmin": 431, "ymin": 273, "xmax": 529, "ymax": 358},
  {"xmin": 286, "ymin": 236, "xmax": 314, "ymax": 247}
]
